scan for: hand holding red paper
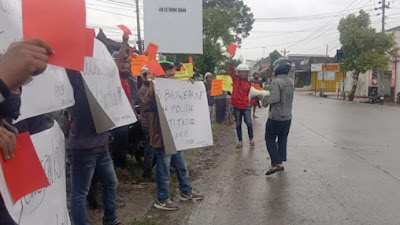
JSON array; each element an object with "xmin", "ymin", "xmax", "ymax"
[
  {"xmin": 0, "ymin": 39, "xmax": 53, "ymax": 91},
  {"xmin": 117, "ymin": 24, "xmax": 132, "ymax": 35},
  {"xmin": 0, "ymin": 127, "xmax": 16, "ymax": 161},
  {"xmin": 145, "ymin": 43, "xmax": 159, "ymax": 60},
  {"xmin": 0, "ymin": 132, "xmax": 50, "ymax": 202}
]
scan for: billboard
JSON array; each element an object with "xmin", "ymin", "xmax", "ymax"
[{"xmin": 144, "ymin": 0, "xmax": 203, "ymax": 54}]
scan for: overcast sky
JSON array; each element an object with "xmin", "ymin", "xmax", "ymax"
[{"xmin": 86, "ymin": 0, "xmax": 400, "ymax": 62}]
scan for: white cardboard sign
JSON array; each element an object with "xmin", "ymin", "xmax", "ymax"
[
  {"xmin": 0, "ymin": 0, "xmax": 22, "ymax": 52},
  {"xmin": 144, "ymin": 0, "xmax": 203, "ymax": 54},
  {"xmin": 154, "ymin": 78, "xmax": 213, "ymax": 153},
  {"xmin": 81, "ymin": 39, "xmax": 137, "ymax": 133},
  {"xmin": 15, "ymin": 65, "xmax": 75, "ymax": 123},
  {"xmin": 0, "ymin": 122, "xmax": 71, "ymax": 225}
]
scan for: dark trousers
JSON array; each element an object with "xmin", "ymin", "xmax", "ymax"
[
  {"xmin": 111, "ymin": 125, "xmax": 130, "ymax": 169},
  {"xmin": 0, "ymin": 195, "xmax": 16, "ymax": 225},
  {"xmin": 265, "ymin": 119, "xmax": 292, "ymax": 166},
  {"xmin": 234, "ymin": 107, "xmax": 254, "ymax": 142},
  {"xmin": 142, "ymin": 126, "xmax": 156, "ymax": 178},
  {"xmin": 215, "ymin": 98, "xmax": 226, "ymax": 123}
]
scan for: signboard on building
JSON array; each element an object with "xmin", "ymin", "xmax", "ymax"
[
  {"xmin": 144, "ymin": 0, "xmax": 203, "ymax": 54},
  {"xmin": 311, "ymin": 63, "xmax": 340, "ymax": 72}
]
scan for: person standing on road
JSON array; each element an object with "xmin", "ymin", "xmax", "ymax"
[
  {"xmin": 228, "ymin": 54, "xmax": 255, "ymax": 148},
  {"xmin": 250, "ymin": 72, "xmax": 263, "ymax": 119},
  {"xmin": 262, "ymin": 58, "xmax": 294, "ymax": 176},
  {"xmin": 204, "ymin": 72, "xmax": 215, "ymax": 123}
]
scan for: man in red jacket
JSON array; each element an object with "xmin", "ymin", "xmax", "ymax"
[{"xmin": 228, "ymin": 54, "xmax": 255, "ymax": 148}]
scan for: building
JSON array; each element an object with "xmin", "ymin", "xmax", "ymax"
[
  {"xmin": 386, "ymin": 26, "xmax": 400, "ymax": 102},
  {"xmin": 311, "ymin": 63, "xmax": 344, "ymax": 92}
]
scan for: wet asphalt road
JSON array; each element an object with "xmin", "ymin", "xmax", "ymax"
[{"xmin": 187, "ymin": 92, "xmax": 400, "ymax": 225}]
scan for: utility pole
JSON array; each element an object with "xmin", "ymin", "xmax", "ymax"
[
  {"xmin": 135, "ymin": 0, "xmax": 143, "ymax": 53},
  {"xmin": 375, "ymin": 0, "xmax": 390, "ymax": 33},
  {"xmin": 281, "ymin": 49, "xmax": 289, "ymax": 57}
]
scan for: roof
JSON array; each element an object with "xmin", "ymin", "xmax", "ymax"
[{"xmin": 386, "ymin": 26, "xmax": 400, "ymax": 32}]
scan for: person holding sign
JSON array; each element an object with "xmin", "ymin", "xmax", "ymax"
[
  {"xmin": 204, "ymin": 72, "xmax": 215, "ymax": 123},
  {"xmin": 139, "ymin": 62, "xmax": 204, "ymax": 211},
  {"xmin": 250, "ymin": 72, "xmax": 263, "ymax": 119},
  {"xmin": 228, "ymin": 54, "xmax": 255, "ymax": 148}
]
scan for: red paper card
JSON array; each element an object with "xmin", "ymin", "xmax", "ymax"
[
  {"xmin": 228, "ymin": 43, "xmax": 237, "ymax": 55},
  {"xmin": 0, "ymin": 132, "xmax": 50, "ymax": 203},
  {"xmin": 189, "ymin": 56, "xmax": 193, "ymax": 63},
  {"xmin": 146, "ymin": 60, "xmax": 165, "ymax": 77},
  {"xmin": 117, "ymin": 24, "xmax": 132, "ymax": 35},
  {"xmin": 145, "ymin": 42, "xmax": 159, "ymax": 60},
  {"xmin": 22, "ymin": 0, "xmax": 86, "ymax": 71},
  {"xmin": 131, "ymin": 55, "xmax": 150, "ymax": 76},
  {"xmin": 85, "ymin": 28, "xmax": 95, "ymax": 57}
]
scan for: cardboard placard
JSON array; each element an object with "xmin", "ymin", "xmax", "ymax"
[
  {"xmin": 216, "ymin": 75, "xmax": 233, "ymax": 93},
  {"xmin": 117, "ymin": 24, "xmax": 132, "ymax": 35},
  {"xmin": 131, "ymin": 55, "xmax": 149, "ymax": 76},
  {"xmin": 228, "ymin": 43, "xmax": 237, "ymax": 55},
  {"xmin": 146, "ymin": 60, "xmax": 165, "ymax": 77},
  {"xmin": 210, "ymin": 79, "xmax": 223, "ymax": 96}
]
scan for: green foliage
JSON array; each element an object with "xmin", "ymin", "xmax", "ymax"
[
  {"xmin": 338, "ymin": 10, "xmax": 396, "ymax": 74},
  {"xmin": 261, "ymin": 50, "xmax": 282, "ymax": 79}
]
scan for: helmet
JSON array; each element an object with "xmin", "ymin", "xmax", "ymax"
[
  {"xmin": 237, "ymin": 64, "xmax": 250, "ymax": 72},
  {"xmin": 273, "ymin": 58, "xmax": 291, "ymax": 75}
]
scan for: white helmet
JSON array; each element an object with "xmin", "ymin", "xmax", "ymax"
[{"xmin": 237, "ymin": 64, "xmax": 250, "ymax": 72}]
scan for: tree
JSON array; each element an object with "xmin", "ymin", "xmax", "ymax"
[
  {"xmin": 338, "ymin": 10, "xmax": 396, "ymax": 101},
  {"xmin": 261, "ymin": 50, "xmax": 282, "ymax": 81}
]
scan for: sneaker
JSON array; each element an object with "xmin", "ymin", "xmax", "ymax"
[
  {"xmin": 153, "ymin": 199, "xmax": 180, "ymax": 211},
  {"xmin": 180, "ymin": 192, "xmax": 204, "ymax": 201}
]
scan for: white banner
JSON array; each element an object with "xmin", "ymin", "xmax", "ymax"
[
  {"xmin": 0, "ymin": 0, "xmax": 22, "ymax": 52},
  {"xmin": 82, "ymin": 39, "xmax": 137, "ymax": 133},
  {"xmin": 144, "ymin": 0, "xmax": 203, "ymax": 54},
  {"xmin": 318, "ymin": 71, "xmax": 336, "ymax": 81},
  {"xmin": 14, "ymin": 65, "xmax": 75, "ymax": 123},
  {"xmin": 155, "ymin": 78, "xmax": 213, "ymax": 154},
  {"xmin": 0, "ymin": 122, "xmax": 71, "ymax": 225}
]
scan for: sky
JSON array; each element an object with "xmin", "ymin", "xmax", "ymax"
[{"xmin": 86, "ymin": 0, "xmax": 400, "ymax": 62}]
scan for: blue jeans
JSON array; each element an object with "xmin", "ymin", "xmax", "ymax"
[
  {"xmin": 70, "ymin": 150, "xmax": 118, "ymax": 225},
  {"xmin": 265, "ymin": 119, "xmax": 292, "ymax": 166},
  {"xmin": 234, "ymin": 107, "xmax": 254, "ymax": 142},
  {"xmin": 155, "ymin": 148, "xmax": 192, "ymax": 202},
  {"xmin": 142, "ymin": 127, "xmax": 156, "ymax": 178}
]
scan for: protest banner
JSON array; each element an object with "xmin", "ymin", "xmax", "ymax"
[
  {"xmin": 0, "ymin": 0, "xmax": 23, "ymax": 51},
  {"xmin": 216, "ymin": 75, "xmax": 233, "ymax": 93},
  {"xmin": 144, "ymin": 0, "xmax": 203, "ymax": 54},
  {"xmin": 14, "ymin": 65, "xmax": 75, "ymax": 123},
  {"xmin": 82, "ymin": 39, "xmax": 137, "ymax": 133},
  {"xmin": 0, "ymin": 123, "xmax": 71, "ymax": 225},
  {"xmin": 174, "ymin": 71, "xmax": 190, "ymax": 80},
  {"xmin": 131, "ymin": 55, "xmax": 149, "ymax": 76},
  {"xmin": 210, "ymin": 79, "xmax": 223, "ymax": 96},
  {"xmin": 155, "ymin": 78, "xmax": 213, "ymax": 154},
  {"xmin": 22, "ymin": 0, "xmax": 86, "ymax": 71},
  {"xmin": 182, "ymin": 63, "xmax": 194, "ymax": 77}
]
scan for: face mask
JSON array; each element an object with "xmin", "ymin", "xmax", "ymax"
[{"xmin": 0, "ymin": 93, "xmax": 21, "ymax": 120}]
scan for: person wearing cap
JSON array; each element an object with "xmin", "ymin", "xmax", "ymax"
[
  {"xmin": 140, "ymin": 62, "xmax": 204, "ymax": 211},
  {"xmin": 204, "ymin": 72, "xmax": 215, "ymax": 123},
  {"xmin": 228, "ymin": 54, "xmax": 255, "ymax": 148},
  {"xmin": 214, "ymin": 69, "xmax": 230, "ymax": 124}
]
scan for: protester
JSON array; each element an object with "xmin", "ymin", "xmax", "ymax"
[
  {"xmin": 214, "ymin": 70, "xmax": 227, "ymax": 124},
  {"xmin": 137, "ymin": 67, "xmax": 156, "ymax": 179},
  {"xmin": 251, "ymin": 72, "xmax": 263, "ymax": 119},
  {"xmin": 0, "ymin": 38, "xmax": 53, "ymax": 225},
  {"xmin": 228, "ymin": 54, "xmax": 255, "ymax": 148},
  {"xmin": 66, "ymin": 69, "xmax": 121, "ymax": 225},
  {"xmin": 204, "ymin": 72, "xmax": 215, "ymax": 123},
  {"xmin": 262, "ymin": 58, "xmax": 294, "ymax": 176},
  {"xmin": 140, "ymin": 62, "xmax": 204, "ymax": 211}
]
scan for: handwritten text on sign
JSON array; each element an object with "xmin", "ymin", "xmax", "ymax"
[
  {"xmin": 15, "ymin": 65, "xmax": 75, "ymax": 123},
  {"xmin": 0, "ymin": 123, "xmax": 71, "ymax": 225},
  {"xmin": 155, "ymin": 78, "xmax": 213, "ymax": 151},
  {"xmin": 0, "ymin": 0, "xmax": 23, "ymax": 51},
  {"xmin": 82, "ymin": 39, "xmax": 137, "ymax": 133}
]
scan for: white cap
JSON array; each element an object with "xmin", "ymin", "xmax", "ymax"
[{"xmin": 205, "ymin": 72, "xmax": 213, "ymax": 78}]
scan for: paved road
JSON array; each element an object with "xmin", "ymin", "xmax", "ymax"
[{"xmin": 187, "ymin": 92, "xmax": 400, "ymax": 225}]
